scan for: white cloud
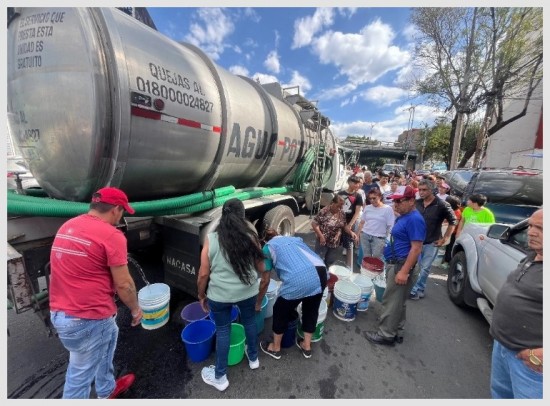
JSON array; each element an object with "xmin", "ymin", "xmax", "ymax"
[
  {"xmin": 184, "ymin": 8, "xmax": 235, "ymax": 60},
  {"xmin": 264, "ymin": 50, "xmax": 281, "ymax": 74},
  {"xmin": 283, "ymin": 70, "xmax": 312, "ymax": 96},
  {"xmin": 337, "ymin": 8, "xmax": 358, "ymax": 18},
  {"xmin": 331, "ymin": 104, "xmax": 443, "ymax": 141},
  {"xmin": 401, "ymin": 23, "xmax": 418, "ymax": 42},
  {"xmin": 252, "ymin": 72, "xmax": 279, "ymax": 85},
  {"xmin": 360, "ymin": 85, "xmax": 407, "ymax": 106},
  {"xmin": 312, "ymin": 19, "xmax": 410, "ymax": 86},
  {"xmin": 243, "ymin": 38, "xmax": 258, "ymax": 48},
  {"xmin": 229, "ymin": 65, "xmax": 250, "ymax": 77},
  {"xmin": 292, "ymin": 8, "xmax": 335, "ymax": 49},
  {"xmin": 317, "ymin": 83, "xmax": 358, "ymax": 100},
  {"xmin": 243, "ymin": 7, "xmax": 261, "ymax": 23},
  {"xmin": 340, "ymin": 95, "xmax": 358, "ymax": 107}
]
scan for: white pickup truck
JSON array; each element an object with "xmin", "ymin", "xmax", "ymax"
[{"xmin": 446, "ymin": 218, "xmax": 532, "ymax": 325}]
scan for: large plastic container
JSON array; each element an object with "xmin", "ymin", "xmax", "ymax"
[
  {"xmin": 373, "ymin": 279, "xmax": 387, "ymax": 303},
  {"xmin": 332, "ymin": 280, "xmax": 362, "ymax": 322},
  {"xmin": 264, "ymin": 279, "xmax": 280, "ymax": 318},
  {"xmin": 7, "ymin": 8, "xmax": 338, "ymax": 202},
  {"xmin": 297, "ymin": 300, "xmax": 328, "ymax": 342},
  {"xmin": 351, "ymin": 274, "xmax": 374, "ymax": 312},
  {"xmin": 138, "ymin": 283, "xmax": 171, "ymax": 330},
  {"xmin": 228, "ymin": 323, "xmax": 246, "ymax": 366},
  {"xmin": 180, "ymin": 301, "xmax": 208, "ymax": 325},
  {"xmin": 281, "ymin": 316, "xmax": 299, "ymax": 348},
  {"xmin": 329, "ymin": 265, "xmax": 352, "ymax": 281},
  {"xmin": 326, "ymin": 273, "xmax": 339, "ymax": 307},
  {"xmin": 360, "ymin": 257, "xmax": 384, "ymax": 279},
  {"xmin": 255, "ymin": 296, "xmax": 269, "ymax": 334},
  {"xmin": 181, "ymin": 319, "xmax": 216, "ymax": 362}
]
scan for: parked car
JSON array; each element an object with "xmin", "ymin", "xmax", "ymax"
[
  {"xmin": 7, "ymin": 156, "xmax": 40, "ymax": 190},
  {"xmin": 443, "ymin": 168, "xmax": 542, "ymax": 224},
  {"xmin": 447, "ymin": 217, "xmax": 532, "ymax": 324}
]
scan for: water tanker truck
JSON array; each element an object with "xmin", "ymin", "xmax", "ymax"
[{"xmin": 6, "ymin": 7, "xmax": 349, "ymax": 330}]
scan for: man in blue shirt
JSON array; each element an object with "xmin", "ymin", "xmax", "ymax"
[{"xmin": 366, "ymin": 186, "xmax": 426, "ymax": 346}]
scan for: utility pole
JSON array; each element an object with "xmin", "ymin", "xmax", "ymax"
[{"xmin": 403, "ymin": 105, "xmax": 415, "ymax": 167}]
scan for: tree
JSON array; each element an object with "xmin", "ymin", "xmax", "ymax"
[
  {"xmin": 420, "ymin": 119, "xmax": 478, "ymax": 166},
  {"xmin": 409, "ymin": 7, "xmax": 543, "ymax": 169},
  {"xmin": 411, "ymin": 8, "xmax": 488, "ymax": 170},
  {"xmin": 462, "ymin": 8, "xmax": 543, "ymax": 168}
]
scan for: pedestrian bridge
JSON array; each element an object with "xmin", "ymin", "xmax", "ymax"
[{"xmin": 339, "ymin": 139, "xmax": 418, "ymax": 165}]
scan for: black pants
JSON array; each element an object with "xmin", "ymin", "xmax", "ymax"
[
  {"xmin": 444, "ymin": 234, "xmax": 456, "ymax": 263},
  {"xmin": 272, "ymin": 266, "xmax": 327, "ymax": 335}
]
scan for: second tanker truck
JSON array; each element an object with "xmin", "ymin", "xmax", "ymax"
[{"xmin": 6, "ymin": 7, "xmax": 351, "ymax": 330}]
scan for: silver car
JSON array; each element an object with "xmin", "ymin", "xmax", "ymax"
[{"xmin": 447, "ymin": 218, "xmax": 532, "ymax": 324}]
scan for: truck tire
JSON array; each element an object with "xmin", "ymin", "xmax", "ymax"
[
  {"xmin": 447, "ymin": 251, "xmax": 469, "ymax": 307},
  {"xmin": 261, "ymin": 205, "xmax": 295, "ymax": 237}
]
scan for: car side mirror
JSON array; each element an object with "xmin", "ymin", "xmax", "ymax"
[{"xmin": 487, "ymin": 224, "xmax": 510, "ymax": 240}]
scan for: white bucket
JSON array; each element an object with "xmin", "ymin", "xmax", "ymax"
[
  {"xmin": 329, "ymin": 265, "xmax": 352, "ymax": 281},
  {"xmin": 265, "ymin": 278, "xmax": 280, "ymax": 318},
  {"xmin": 138, "ymin": 283, "xmax": 170, "ymax": 330},
  {"xmin": 332, "ymin": 280, "xmax": 362, "ymax": 322},
  {"xmin": 351, "ymin": 274, "xmax": 374, "ymax": 312},
  {"xmin": 297, "ymin": 300, "xmax": 328, "ymax": 342},
  {"xmin": 322, "ymin": 287, "xmax": 328, "ymax": 305}
]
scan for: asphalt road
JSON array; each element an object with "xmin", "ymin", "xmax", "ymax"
[{"xmin": 6, "ymin": 214, "xmax": 494, "ymax": 399}]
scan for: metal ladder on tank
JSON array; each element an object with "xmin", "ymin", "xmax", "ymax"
[{"xmin": 310, "ymin": 120, "xmax": 326, "ymax": 217}]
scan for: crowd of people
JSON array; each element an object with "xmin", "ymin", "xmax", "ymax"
[{"xmin": 47, "ymin": 167, "xmax": 541, "ymax": 398}]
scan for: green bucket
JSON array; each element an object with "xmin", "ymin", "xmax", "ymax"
[{"xmin": 228, "ymin": 323, "xmax": 246, "ymax": 366}]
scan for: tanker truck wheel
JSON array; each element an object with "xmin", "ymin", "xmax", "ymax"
[{"xmin": 261, "ymin": 205, "xmax": 295, "ymax": 237}]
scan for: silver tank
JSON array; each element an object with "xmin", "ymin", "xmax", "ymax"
[{"xmin": 7, "ymin": 8, "xmax": 336, "ymax": 201}]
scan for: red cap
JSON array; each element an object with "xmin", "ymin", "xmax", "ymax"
[
  {"xmin": 92, "ymin": 187, "xmax": 135, "ymax": 214},
  {"xmin": 388, "ymin": 185, "xmax": 416, "ymax": 200}
]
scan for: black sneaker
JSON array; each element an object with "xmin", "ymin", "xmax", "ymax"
[
  {"xmin": 295, "ymin": 337, "xmax": 312, "ymax": 359},
  {"xmin": 260, "ymin": 341, "xmax": 281, "ymax": 360}
]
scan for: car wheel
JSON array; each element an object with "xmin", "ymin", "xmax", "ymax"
[
  {"xmin": 447, "ymin": 251, "xmax": 468, "ymax": 307},
  {"xmin": 261, "ymin": 205, "xmax": 295, "ymax": 237}
]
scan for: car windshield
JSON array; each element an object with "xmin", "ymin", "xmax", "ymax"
[{"xmin": 474, "ymin": 172, "xmax": 542, "ymax": 205}]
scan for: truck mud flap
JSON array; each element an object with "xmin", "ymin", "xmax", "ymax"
[{"xmin": 160, "ymin": 217, "xmax": 209, "ymax": 298}]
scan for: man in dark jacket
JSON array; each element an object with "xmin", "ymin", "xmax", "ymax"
[{"xmin": 409, "ymin": 179, "xmax": 457, "ymax": 300}]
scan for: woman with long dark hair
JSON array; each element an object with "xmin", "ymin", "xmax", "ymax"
[{"xmin": 197, "ymin": 198, "xmax": 269, "ymax": 391}]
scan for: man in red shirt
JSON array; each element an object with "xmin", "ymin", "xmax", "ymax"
[{"xmin": 49, "ymin": 187, "xmax": 141, "ymax": 399}]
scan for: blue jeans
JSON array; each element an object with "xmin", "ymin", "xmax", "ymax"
[
  {"xmin": 208, "ymin": 295, "xmax": 258, "ymax": 379},
  {"xmin": 50, "ymin": 311, "xmax": 118, "ymax": 399},
  {"xmin": 491, "ymin": 340, "xmax": 542, "ymax": 398},
  {"xmin": 360, "ymin": 232, "xmax": 386, "ymax": 263},
  {"xmin": 410, "ymin": 243, "xmax": 439, "ymax": 295}
]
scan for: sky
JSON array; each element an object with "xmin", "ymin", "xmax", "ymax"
[{"xmin": 146, "ymin": 6, "xmax": 437, "ymax": 143}]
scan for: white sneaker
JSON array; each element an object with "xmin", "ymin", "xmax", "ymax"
[
  {"xmin": 245, "ymin": 345, "xmax": 260, "ymax": 369},
  {"xmin": 201, "ymin": 365, "xmax": 229, "ymax": 391}
]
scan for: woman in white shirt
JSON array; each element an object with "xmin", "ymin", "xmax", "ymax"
[
  {"xmin": 357, "ymin": 188, "xmax": 395, "ymax": 262},
  {"xmin": 436, "ymin": 182, "xmax": 450, "ymax": 200}
]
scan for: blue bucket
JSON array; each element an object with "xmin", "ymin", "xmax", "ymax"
[
  {"xmin": 281, "ymin": 316, "xmax": 299, "ymax": 348},
  {"xmin": 255, "ymin": 296, "xmax": 268, "ymax": 334},
  {"xmin": 181, "ymin": 319, "xmax": 216, "ymax": 362}
]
